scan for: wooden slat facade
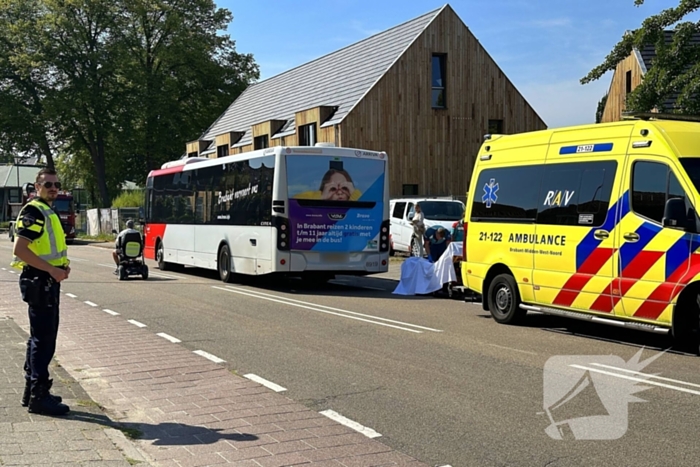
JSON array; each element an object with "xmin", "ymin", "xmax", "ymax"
[
  {"xmin": 341, "ymin": 5, "xmax": 545, "ymax": 198},
  {"xmin": 601, "ymin": 53, "xmax": 644, "ymax": 123}
]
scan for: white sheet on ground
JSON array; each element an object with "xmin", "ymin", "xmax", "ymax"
[
  {"xmin": 392, "ymin": 257, "xmax": 442, "ymax": 295},
  {"xmin": 433, "ymin": 242, "xmax": 463, "ymax": 285}
]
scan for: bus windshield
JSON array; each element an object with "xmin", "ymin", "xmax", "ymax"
[{"xmin": 286, "ymin": 154, "xmax": 386, "ymax": 252}]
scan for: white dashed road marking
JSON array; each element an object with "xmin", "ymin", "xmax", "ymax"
[
  {"xmin": 127, "ymin": 319, "xmax": 147, "ymax": 328},
  {"xmin": 84, "ymin": 301, "xmax": 98, "ymax": 307},
  {"xmin": 66, "ymin": 293, "xmax": 77, "ymax": 298},
  {"xmin": 193, "ymin": 350, "xmax": 225, "ymax": 363},
  {"xmin": 244, "ymin": 374, "xmax": 287, "ymax": 392},
  {"xmin": 319, "ymin": 410, "xmax": 382, "ymax": 438},
  {"xmin": 156, "ymin": 332, "xmax": 181, "ymax": 343},
  {"xmin": 103, "ymin": 309, "xmax": 120, "ymax": 316}
]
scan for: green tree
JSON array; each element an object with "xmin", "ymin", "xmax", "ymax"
[
  {"xmin": 596, "ymin": 93, "xmax": 608, "ymax": 123},
  {"xmin": 0, "ymin": 0, "xmax": 56, "ymax": 168},
  {"xmin": 0, "ymin": 0, "xmax": 258, "ymax": 207},
  {"xmin": 582, "ymin": 0, "xmax": 700, "ymax": 115},
  {"xmin": 42, "ymin": 0, "xmax": 127, "ymax": 208},
  {"xmin": 115, "ymin": 0, "xmax": 259, "ymax": 185}
]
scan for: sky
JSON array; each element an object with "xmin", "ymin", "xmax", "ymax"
[{"xmin": 218, "ymin": 1, "xmax": 699, "ymax": 129}]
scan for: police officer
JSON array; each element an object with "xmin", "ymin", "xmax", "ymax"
[{"xmin": 12, "ymin": 168, "xmax": 71, "ymax": 415}]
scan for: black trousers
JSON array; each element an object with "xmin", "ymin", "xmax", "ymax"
[{"xmin": 19, "ymin": 269, "xmax": 61, "ymax": 384}]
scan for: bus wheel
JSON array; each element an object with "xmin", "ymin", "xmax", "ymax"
[
  {"xmin": 218, "ymin": 244, "xmax": 233, "ymax": 283},
  {"xmin": 487, "ymin": 273, "xmax": 525, "ymax": 325},
  {"xmin": 156, "ymin": 242, "xmax": 169, "ymax": 271}
]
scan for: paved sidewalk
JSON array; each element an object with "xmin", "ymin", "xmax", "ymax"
[
  {"xmin": 0, "ymin": 317, "xmax": 148, "ymax": 466},
  {"xmin": 0, "ymin": 276, "xmax": 428, "ymax": 466}
]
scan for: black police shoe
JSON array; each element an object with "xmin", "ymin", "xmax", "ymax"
[
  {"xmin": 21, "ymin": 378, "xmax": 62, "ymax": 407},
  {"xmin": 28, "ymin": 382, "xmax": 70, "ymax": 416}
]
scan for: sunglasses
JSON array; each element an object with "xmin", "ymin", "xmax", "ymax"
[{"xmin": 40, "ymin": 181, "xmax": 62, "ymax": 189}]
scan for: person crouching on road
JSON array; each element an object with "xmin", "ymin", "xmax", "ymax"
[
  {"xmin": 12, "ymin": 168, "xmax": 71, "ymax": 416},
  {"xmin": 424, "ymin": 226, "xmax": 451, "ymax": 263}
]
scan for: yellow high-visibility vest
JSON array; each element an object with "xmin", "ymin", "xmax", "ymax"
[{"xmin": 11, "ymin": 198, "xmax": 69, "ymax": 269}]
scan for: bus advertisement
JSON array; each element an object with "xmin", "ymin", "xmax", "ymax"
[{"xmin": 144, "ymin": 145, "xmax": 390, "ymax": 283}]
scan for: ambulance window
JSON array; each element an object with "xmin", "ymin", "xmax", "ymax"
[
  {"xmin": 537, "ymin": 161, "xmax": 616, "ymax": 227},
  {"xmin": 470, "ymin": 166, "xmax": 542, "ymax": 222},
  {"xmin": 632, "ymin": 161, "xmax": 669, "ymax": 224}
]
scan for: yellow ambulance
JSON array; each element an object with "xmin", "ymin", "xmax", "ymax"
[{"xmin": 462, "ymin": 113, "xmax": 700, "ymax": 350}]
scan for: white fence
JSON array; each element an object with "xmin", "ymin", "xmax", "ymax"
[{"xmin": 84, "ymin": 207, "xmax": 142, "ymax": 236}]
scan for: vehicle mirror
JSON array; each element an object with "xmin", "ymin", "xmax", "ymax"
[
  {"xmin": 111, "ymin": 229, "xmax": 117, "ymax": 235},
  {"xmin": 408, "ymin": 213, "xmax": 414, "ymax": 221},
  {"xmin": 662, "ymin": 198, "xmax": 688, "ymax": 230}
]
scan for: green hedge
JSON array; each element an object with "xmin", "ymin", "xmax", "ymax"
[{"xmin": 112, "ymin": 190, "xmax": 145, "ymax": 208}]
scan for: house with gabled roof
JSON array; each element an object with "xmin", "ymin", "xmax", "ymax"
[
  {"xmin": 601, "ymin": 30, "xmax": 700, "ymax": 123},
  {"xmin": 187, "ymin": 4, "xmax": 546, "ymax": 198}
]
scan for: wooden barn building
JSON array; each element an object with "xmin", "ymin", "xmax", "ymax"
[
  {"xmin": 187, "ymin": 4, "xmax": 546, "ymax": 198},
  {"xmin": 600, "ymin": 30, "xmax": 700, "ymax": 123}
]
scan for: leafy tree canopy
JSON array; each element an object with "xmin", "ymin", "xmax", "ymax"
[
  {"xmin": 0, "ymin": 0, "xmax": 259, "ymax": 207},
  {"xmin": 582, "ymin": 0, "xmax": 700, "ymax": 114}
]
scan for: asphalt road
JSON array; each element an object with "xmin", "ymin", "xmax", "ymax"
[{"xmin": 3, "ymin": 237, "xmax": 700, "ymax": 467}]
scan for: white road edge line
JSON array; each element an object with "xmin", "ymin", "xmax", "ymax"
[
  {"xmin": 157, "ymin": 332, "xmax": 181, "ymax": 343},
  {"xmin": 84, "ymin": 301, "xmax": 98, "ymax": 307},
  {"xmin": 127, "ymin": 319, "xmax": 147, "ymax": 328},
  {"xmin": 319, "ymin": 410, "xmax": 382, "ymax": 438},
  {"xmin": 224, "ymin": 285, "xmax": 442, "ymax": 332},
  {"xmin": 488, "ymin": 343, "xmax": 537, "ymax": 356},
  {"xmin": 214, "ymin": 286, "xmax": 422, "ymax": 334},
  {"xmin": 193, "ymin": 350, "xmax": 225, "ymax": 363},
  {"xmin": 590, "ymin": 363, "xmax": 700, "ymax": 389},
  {"xmin": 66, "ymin": 293, "xmax": 78, "ymax": 298},
  {"xmin": 244, "ymin": 374, "xmax": 287, "ymax": 392},
  {"xmin": 150, "ymin": 272, "xmax": 179, "ymax": 279},
  {"xmin": 570, "ymin": 365, "xmax": 700, "ymax": 396},
  {"xmin": 103, "ymin": 309, "xmax": 120, "ymax": 316}
]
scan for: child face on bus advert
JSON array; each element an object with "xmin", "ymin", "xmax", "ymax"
[{"xmin": 320, "ymin": 170, "xmax": 354, "ymax": 201}]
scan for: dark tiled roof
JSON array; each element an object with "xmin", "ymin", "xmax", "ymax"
[{"xmin": 199, "ymin": 6, "xmax": 445, "ymax": 148}]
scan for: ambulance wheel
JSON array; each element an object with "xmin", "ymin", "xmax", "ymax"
[
  {"xmin": 673, "ymin": 291, "xmax": 700, "ymax": 356},
  {"xmin": 487, "ymin": 273, "xmax": 525, "ymax": 325},
  {"xmin": 218, "ymin": 244, "xmax": 233, "ymax": 283}
]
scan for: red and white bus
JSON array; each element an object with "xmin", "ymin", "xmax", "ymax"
[{"xmin": 144, "ymin": 145, "xmax": 390, "ymax": 282}]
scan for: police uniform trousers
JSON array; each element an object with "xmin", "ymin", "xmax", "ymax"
[{"xmin": 19, "ymin": 266, "xmax": 62, "ymax": 386}]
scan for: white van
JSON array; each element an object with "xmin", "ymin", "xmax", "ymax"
[{"xmin": 389, "ymin": 197, "xmax": 465, "ymax": 256}]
